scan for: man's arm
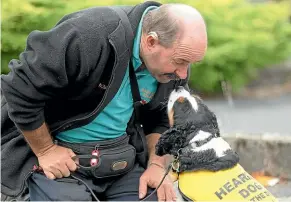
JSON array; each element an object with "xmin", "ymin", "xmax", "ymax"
[
  {"xmin": 22, "ymin": 122, "xmax": 78, "ymax": 180},
  {"xmin": 146, "ymin": 133, "xmax": 172, "ymax": 169},
  {"xmin": 1, "ymin": 20, "xmax": 87, "ymax": 178},
  {"xmin": 1, "ymin": 22, "xmax": 86, "ymax": 131},
  {"xmin": 1, "ymin": 7, "xmax": 116, "ymax": 132},
  {"xmin": 1, "ymin": 10, "xmax": 111, "ymax": 178}
]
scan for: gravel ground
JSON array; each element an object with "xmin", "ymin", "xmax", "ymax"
[
  {"xmin": 268, "ymin": 181, "xmax": 291, "ymax": 201},
  {"xmin": 278, "ymin": 197, "xmax": 291, "ymax": 202}
]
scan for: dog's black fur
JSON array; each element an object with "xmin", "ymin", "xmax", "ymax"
[{"xmin": 155, "ymin": 93, "xmax": 239, "ymax": 172}]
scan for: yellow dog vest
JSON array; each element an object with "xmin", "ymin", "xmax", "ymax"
[{"xmin": 177, "ymin": 164, "xmax": 277, "ymax": 202}]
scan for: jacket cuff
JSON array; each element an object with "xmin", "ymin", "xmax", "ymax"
[{"xmin": 14, "ymin": 117, "xmax": 45, "ymax": 131}]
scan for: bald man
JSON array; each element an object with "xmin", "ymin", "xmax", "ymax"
[{"xmin": 1, "ymin": 1, "xmax": 207, "ymax": 201}]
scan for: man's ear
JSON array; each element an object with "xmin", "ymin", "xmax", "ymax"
[{"xmin": 146, "ymin": 31, "xmax": 159, "ymax": 48}]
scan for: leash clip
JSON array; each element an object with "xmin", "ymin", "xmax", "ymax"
[
  {"xmin": 171, "ymin": 159, "xmax": 180, "ymax": 173},
  {"xmin": 171, "ymin": 149, "xmax": 182, "ymax": 172}
]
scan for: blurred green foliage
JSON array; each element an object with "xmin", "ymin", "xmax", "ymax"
[
  {"xmin": 2, "ymin": 0, "xmax": 291, "ymax": 93},
  {"xmin": 187, "ymin": 0, "xmax": 291, "ymax": 92}
]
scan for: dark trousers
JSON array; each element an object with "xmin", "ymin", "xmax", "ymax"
[{"xmin": 27, "ymin": 163, "xmax": 158, "ymax": 201}]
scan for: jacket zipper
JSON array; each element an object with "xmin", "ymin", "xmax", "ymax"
[
  {"xmin": 51, "ymin": 39, "xmax": 118, "ymax": 133},
  {"xmin": 15, "ymin": 170, "xmax": 34, "ymax": 198}
]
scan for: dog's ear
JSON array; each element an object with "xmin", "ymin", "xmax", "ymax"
[
  {"xmin": 155, "ymin": 127, "xmax": 179, "ymax": 156},
  {"xmin": 156, "ymin": 123, "xmax": 197, "ymax": 156}
]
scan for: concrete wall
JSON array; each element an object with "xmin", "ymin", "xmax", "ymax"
[{"xmin": 223, "ymin": 133, "xmax": 291, "ymax": 179}]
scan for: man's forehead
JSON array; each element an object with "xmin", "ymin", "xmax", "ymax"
[{"xmin": 172, "ymin": 40, "xmax": 207, "ymax": 63}]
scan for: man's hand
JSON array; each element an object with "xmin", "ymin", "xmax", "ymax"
[
  {"xmin": 139, "ymin": 163, "xmax": 176, "ymax": 201},
  {"xmin": 21, "ymin": 123, "xmax": 77, "ymax": 180},
  {"xmin": 37, "ymin": 144, "xmax": 77, "ymax": 180}
]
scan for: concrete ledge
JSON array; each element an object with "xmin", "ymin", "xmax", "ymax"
[{"xmin": 222, "ymin": 133, "xmax": 291, "ymax": 180}]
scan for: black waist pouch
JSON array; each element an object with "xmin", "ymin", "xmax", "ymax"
[{"xmin": 56, "ymin": 134, "xmax": 136, "ymax": 179}]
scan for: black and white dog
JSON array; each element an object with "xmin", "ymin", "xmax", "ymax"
[
  {"xmin": 156, "ymin": 86, "xmax": 239, "ymax": 172},
  {"xmin": 155, "ymin": 86, "xmax": 277, "ymax": 202}
]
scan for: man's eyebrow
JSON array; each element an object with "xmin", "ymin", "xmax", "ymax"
[
  {"xmin": 174, "ymin": 56, "xmax": 203, "ymax": 64},
  {"xmin": 175, "ymin": 58, "xmax": 190, "ymax": 63},
  {"xmin": 182, "ymin": 59, "xmax": 190, "ymax": 63}
]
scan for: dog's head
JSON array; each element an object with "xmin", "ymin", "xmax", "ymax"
[
  {"xmin": 167, "ymin": 86, "xmax": 219, "ymax": 131},
  {"xmin": 156, "ymin": 86, "xmax": 239, "ymax": 172}
]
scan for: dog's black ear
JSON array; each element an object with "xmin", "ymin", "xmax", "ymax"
[
  {"xmin": 155, "ymin": 127, "xmax": 186, "ymax": 156},
  {"xmin": 155, "ymin": 127, "xmax": 179, "ymax": 156},
  {"xmin": 156, "ymin": 123, "xmax": 196, "ymax": 156}
]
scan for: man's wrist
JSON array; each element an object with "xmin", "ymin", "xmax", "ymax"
[
  {"xmin": 146, "ymin": 133, "xmax": 171, "ymax": 170},
  {"xmin": 149, "ymin": 161, "xmax": 166, "ymax": 170},
  {"xmin": 22, "ymin": 122, "xmax": 55, "ymax": 156}
]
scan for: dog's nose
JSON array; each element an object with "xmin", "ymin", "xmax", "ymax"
[{"xmin": 177, "ymin": 96, "xmax": 185, "ymax": 103}]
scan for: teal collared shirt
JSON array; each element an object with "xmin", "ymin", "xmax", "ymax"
[{"xmin": 56, "ymin": 6, "xmax": 158, "ymax": 143}]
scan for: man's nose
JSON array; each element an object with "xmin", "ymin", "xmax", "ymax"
[{"xmin": 175, "ymin": 68, "xmax": 188, "ymax": 80}]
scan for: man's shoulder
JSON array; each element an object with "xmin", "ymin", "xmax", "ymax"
[
  {"xmin": 55, "ymin": 7, "xmax": 121, "ymax": 37},
  {"xmin": 53, "ymin": 2, "xmax": 162, "ymax": 38}
]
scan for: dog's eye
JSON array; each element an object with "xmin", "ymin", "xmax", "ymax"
[
  {"xmin": 195, "ymin": 141, "xmax": 202, "ymax": 147},
  {"xmin": 190, "ymin": 141, "xmax": 198, "ymax": 148}
]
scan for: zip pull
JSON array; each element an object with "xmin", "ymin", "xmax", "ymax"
[
  {"xmin": 32, "ymin": 165, "xmax": 44, "ymax": 173},
  {"xmin": 92, "ymin": 149, "xmax": 99, "ymax": 156}
]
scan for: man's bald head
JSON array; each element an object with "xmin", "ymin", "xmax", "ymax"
[
  {"xmin": 142, "ymin": 3, "xmax": 207, "ymax": 48},
  {"xmin": 167, "ymin": 4, "xmax": 205, "ymax": 22}
]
